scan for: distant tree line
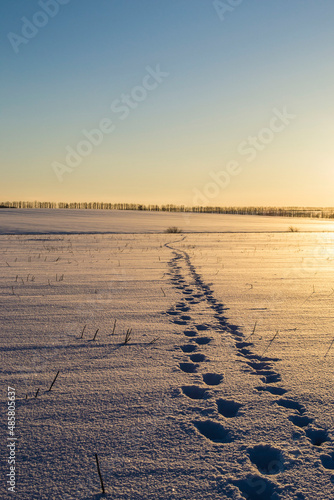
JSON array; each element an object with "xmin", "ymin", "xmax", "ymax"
[{"xmin": 1, "ymin": 200, "xmax": 334, "ymax": 218}]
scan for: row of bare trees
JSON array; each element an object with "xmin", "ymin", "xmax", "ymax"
[{"xmin": 1, "ymin": 201, "xmax": 334, "ymax": 218}]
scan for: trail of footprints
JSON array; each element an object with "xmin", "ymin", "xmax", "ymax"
[
  {"xmin": 165, "ymin": 249, "xmax": 243, "ymax": 446},
  {"xmin": 164, "ymin": 243, "xmax": 334, "ymax": 494}
]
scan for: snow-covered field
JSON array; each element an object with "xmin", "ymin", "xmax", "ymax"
[
  {"xmin": 1, "ymin": 208, "xmax": 334, "ymax": 234},
  {"xmin": 1, "ymin": 211, "xmax": 334, "ymax": 499}
]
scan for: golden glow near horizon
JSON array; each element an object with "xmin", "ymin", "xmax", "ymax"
[{"xmin": 1, "ymin": 2, "xmax": 334, "ymax": 206}]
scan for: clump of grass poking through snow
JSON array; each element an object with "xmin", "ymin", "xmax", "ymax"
[
  {"xmin": 164, "ymin": 226, "xmax": 182, "ymax": 233},
  {"xmin": 95, "ymin": 453, "xmax": 105, "ymax": 494},
  {"xmin": 92, "ymin": 328, "xmax": 100, "ymax": 341},
  {"xmin": 48, "ymin": 371, "xmax": 60, "ymax": 392},
  {"xmin": 111, "ymin": 319, "xmax": 117, "ymax": 336},
  {"xmin": 288, "ymin": 226, "xmax": 299, "ymax": 232},
  {"xmin": 123, "ymin": 328, "xmax": 132, "ymax": 345}
]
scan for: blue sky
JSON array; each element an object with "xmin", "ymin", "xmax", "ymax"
[{"xmin": 1, "ymin": 0, "xmax": 334, "ymax": 206}]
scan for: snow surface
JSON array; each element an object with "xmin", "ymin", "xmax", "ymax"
[
  {"xmin": 1, "ymin": 212, "xmax": 334, "ymax": 499},
  {"xmin": 1, "ymin": 208, "xmax": 334, "ymax": 235}
]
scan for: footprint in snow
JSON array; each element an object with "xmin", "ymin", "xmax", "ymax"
[
  {"xmin": 193, "ymin": 419, "xmax": 233, "ymax": 443},
  {"xmin": 255, "ymin": 386, "xmax": 287, "ymax": 396},
  {"xmin": 239, "ymin": 347, "xmax": 254, "ymax": 357},
  {"xmin": 320, "ymin": 451, "xmax": 334, "ymax": 469},
  {"xmin": 240, "ymin": 352, "xmax": 280, "ymax": 363},
  {"xmin": 305, "ymin": 427, "xmax": 329, "ymax": 446},
  {"xmin": 289, "ymin": 415, "xmax": 313, "ymax": 428},
  {"xmin": 195, "ymin": 324, "xmax": 209, "ymax": 331},
  {"xmin": 248, "ymin": 444, "xmax": 284, "ymax": 475},
  {"xmin": 229, "ymin": 324, "xmax": 241, "ymax": 333},
  {"xmin": 233, "ymin": 475, "xmax": 277, "ymax": 500},
  {"xmin": 275, "ymin": 398, "xmax": 305, "ymax": 414},
  {"xmin": 183, "ymin": 330, "xmax": 197, "ymax": 337},
  {"xmin": 181, "ymin": 385, "xmax": 209, "ymax": 400},
  {"xmin": 180, "ymin": 344, "xmax": 197, "ymax": 353},
  {"xmin": 190, "ymin": 353, "xmax": 207, "ymax": 363},
  {"xmin": 176, "ymin": 305, "xmax": 190, "ymax": 312},
  {"xmin": 216, "ymin": 399, "xmax": 242, "ymax": 418},
  {"xmin": 246, "ymin": 361, "xmax": 273, "ymax": 371},
  {"xmin": 261, "ymin": 373, "xmax": 281, "ymax": 384},
  {"xmin": 179, "ymin": 362, "xmax": 199, "ymax": 374},
  {"xmin": 173, "ymin": 319, "xmax": 188, "ymax": 325},
  {"xmin": 236, "ymin": 341, "xmax": 255, "ymax": 349},
  {"xmin": 194, "ymin": 336, "xmax": 212, "ymax": 345},
  {"xmin": 202, "ymin": 373, "xmax": 224, "ymax": 386}
]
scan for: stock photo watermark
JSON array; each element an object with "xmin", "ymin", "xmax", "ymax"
[
  {"xmin": 213, "ymin": 0, "xmax": 244, "ymax": 22},
  {"xmin": 192, "ymin": 106, "xmax": 296, "ymax": 205},
  {"xmin": 7, "ymin": 0, "xmax": 70, "ymax": 54},
  {"xmin": 7, "ymin": 386, "xmax": 17, "ymax": 493},
  {"xmin": 51, "ymin": 64, "xmax": 169, "ymax": 182}
]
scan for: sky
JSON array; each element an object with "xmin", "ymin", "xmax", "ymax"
[{"xmin": 1, "ymin": 0, "xmax": 334, "ymax": 207}]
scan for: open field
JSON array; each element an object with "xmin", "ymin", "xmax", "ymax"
[
  {"xmin": 1, "ymin": 211, "xmax": 334, "ymax": 499},
  {"xmin": 1, "ymin": 208, "xmax": 334, "ymax": 235}
]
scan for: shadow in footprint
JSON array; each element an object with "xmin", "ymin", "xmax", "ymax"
[
  {"xmin": 216, "ymin": 318, "xmax": 228, "ymax": 327},
  {"xmin": 184, "ymin": 330, "xmax": 197, "ymax": 337},
  {"xmin": 195, "ymin": 324, "xmax": 209, "ymax": 331},
  {"xmin": 180, "ymin": 344, "xmax": 197, "ymax": 353},
  {"xmin": 306, "ymin": 428, "xmax": 329, "ymax": 446},
  {"xmin": 179, "ymin": 362, "xmax": 198, "ymax": 373},
  {"xmin": 240, "ymin": 348, "xmax": 253, "ymax": 356},
  {"xmin": 261, "ymin": 373, "xmax": 281, "ymax": 384},
  {"xmin": 217, "ymin": 399, "xmax": 241, "ymax": 418},
  {"xmin": 320, "ymin": 452, "xmax": 334, "ymax": 470},
  {"xmin": 190, "ymin": 353, "xmax": 207, "ymax": 363},
  {"xmin": 289, "ymin": 415, "xmax": 313, "ymax": 428},
  {"xmin": 182, "ymin": 385, "xmax": 209, "ymax": 400},
  {"xmin": 193, "ymin": 420, "xmax": 232, "ymax": 443},
  {"xmin": 255, "ymin": 386, "xmax": 287, "ymax": 396},
  {"xmin": 174, "ymin": 319, "xmax": 187, "ymax": 325},
  {"xmin": 247, "ymin": 361, "xmax": 272, "ymax": 371},
  {"xmin": 245, "ymin": 353, "xmax": 280, "ymax": 363},
  {"xmin": 176, "ymin": 305, "xmax": 190, "ymax": 312},
  {"xmin": 248, "ymin": 445, "xmax": 284, "ymax": 475},
  {"xmin": 194, "ymin": 337, "xmax": 212, "ymax": 345},
  {"xmin": 202, "ymin": 373, "xmax": 223, "ymax": 386},
  {"xmin": 233, "ymin": 476, "xmax": 277, "ymax": 500},
  {"xmin": 275, "ymin": 399, "xmax": 305, "ymax": 414},
  {"xmin": 237, "ymin": 342, "xmax": 254, "ymax": 349}
]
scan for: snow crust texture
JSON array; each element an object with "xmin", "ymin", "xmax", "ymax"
[
  {"xmin": 1, "ymin": 230, "xmax": 333, "ymax": 499},
  {"xmin": 164, "ymin": 237, "xmax": 334, "ymax": 499}
]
